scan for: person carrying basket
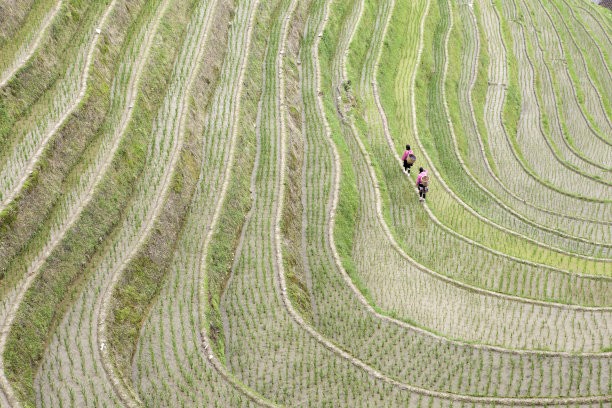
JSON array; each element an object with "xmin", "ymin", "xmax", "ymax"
[
  {"xmin": 416, "ymin": 167, "xmax": 429, "ymax": 202},
  {"xmin": 401, "ymin": 145, "xmax": 416, "ymax": 174}
]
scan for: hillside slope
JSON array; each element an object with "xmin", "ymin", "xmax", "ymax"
[{"xmin": 0, "ymin": 0, "xmax": 610, "ymax": 406}]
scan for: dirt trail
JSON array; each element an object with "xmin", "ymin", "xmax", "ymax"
[
  {"xmin": 0, "ymin": 0, "xmax": 117, "ymax": 215},
  {"xmin": 0, "ymin": 1, "xmax": 63, "ymax": 89}
]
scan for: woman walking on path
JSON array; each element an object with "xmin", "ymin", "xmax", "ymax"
[
  {"xmin": 417, "ymin": 167, "xmax": 429, "ymax": 202},
  {"xmin": 401, "ymin": 144, "xmax": 415, "ymax": 174}
]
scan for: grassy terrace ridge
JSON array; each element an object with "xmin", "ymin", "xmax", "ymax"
[{"xmin": 1, "ymin": 0, "xmax": 612, "ymax": 406}]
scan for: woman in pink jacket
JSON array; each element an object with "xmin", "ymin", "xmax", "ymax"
[
  {"xmin": 401, "ymin": 144, "xmax": 415, "ymax": 174},
  {"xmin": 416, "ymin": 167, "xmax": 429, "ymax": 202}
]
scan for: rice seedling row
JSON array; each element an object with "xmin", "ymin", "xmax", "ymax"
[
  {"xmin": 0, "ymin": 1, "xmax": 114, "ymax": 174},
  {"xmin": 0, "ymin": 0, "xmax": 38, "ymax": 43},
  {"xmin": 303, "ymin": 0, "xmax": 612, "ymax": 403},
  {"xmin": 533, "ymin": 0, "xmax": 612, "ymax": 162},
  {"xmin": 526, "ymin": 0, "xmax": 612, "ymax": 171},
  {"xmin": 0, "ymin": 1, "xmax": 63, "ymax": 89},
  {"xmin": 2, "ymin": 0, "xmax": 204, "ymax": 403},
  {"xmin": 0, "ymin": 0, "xmax": 118, "ymax": 213},
  {"xmin": 574, "ymin": 0, "xmax": 612, "ymax": 38},
  {"xmin": 571, "ymin": 2, "xmax": 612, "ymax": 124},
  {"xmin": 419, "ymin": 0, "xmax": 612, "ymax": 243},
  {"xmin": 544, "ymin": 0, "xmax": 612, "ymax": 147},
  {"xmin": 0, "ymin": 0, "xmax": 155, "ymax": 301},
  {"xmin": 1, "ymin": 0, "xmax": 180, "ymax": 403},
  {"xmin": 33, "ymin": 0, "xmax": 219, "ymax": 405}
]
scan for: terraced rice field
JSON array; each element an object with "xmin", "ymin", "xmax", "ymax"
[{"xmin": 0, "ymin": 0, "xmax": 610, "ymax": 406}]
